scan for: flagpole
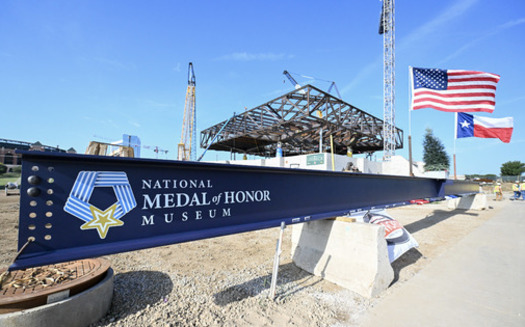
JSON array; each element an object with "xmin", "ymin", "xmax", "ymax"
[
  {"xmin": 453, "ymin": 112, "xmax": 457, "ymax": 180},
  {"xmin": 408, "ymin": 66, "xmax": 414, "ymax": 177}
]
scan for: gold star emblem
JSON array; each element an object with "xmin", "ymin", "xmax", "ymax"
[{"xmin": 81, "ymin": 204, "xmax": 123, "ymax": 239}]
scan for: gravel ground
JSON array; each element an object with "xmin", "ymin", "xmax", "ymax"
[{"xmin": 0, "ymin": 191, "xmax": 506, "ymax": 326}]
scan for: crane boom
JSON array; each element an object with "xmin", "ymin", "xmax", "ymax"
[
  {"xmin": 283, "ymin": 70, "xmax": 301, "ymax": 90},
  {"xmin": 178, "ymin": 62, "xmax": 197, "ymax": 161},
  {"xmin": 188, "ymin": 62, "xmax": 196, "ymax": 86},
  {"xmin": 327, "ymin": 82, "xmax": 342, "ymax": 99}
]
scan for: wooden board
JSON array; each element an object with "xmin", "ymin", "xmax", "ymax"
[{"xmin": 328, "ymin": 216, "xmax": 357, "ymax": 223}]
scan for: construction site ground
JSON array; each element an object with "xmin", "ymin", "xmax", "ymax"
[{"xmin": 1, "ymin": 191, "xmax": 523, "ymax": 326}]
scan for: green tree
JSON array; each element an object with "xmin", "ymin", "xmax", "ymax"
[
  {"xmin": 0, "ymin": 164, "xmax": 7, "ymax": 175},
  {"xmin": 423, "ymin": 128, "xmax": 450, "ymax": 171},
  {"xmin": 500, "ymin": 161, "xmax": 525, "ymax": 176}
]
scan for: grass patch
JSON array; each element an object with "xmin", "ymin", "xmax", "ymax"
[{"xmin": 0, "ymin": 172, "xmax": 21, "ymax": 185}]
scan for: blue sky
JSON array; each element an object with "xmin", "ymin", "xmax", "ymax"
[{"xmin": 1, "ymin": 0, "xmax": 524, "ymax": 175}]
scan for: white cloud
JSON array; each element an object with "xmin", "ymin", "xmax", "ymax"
[
  {"xmin": 497, "ymin": 95, "xmax": 525, "ymax": 107},
  {"xmin": 127, "ymin": 120, "xmax": 141, "ymax": 128},
  {"xmin": 340, "ymin": 0, "xmax": 479, "ymax": 95},
  {"xmin": 399, "ymin": 0, "xmax": 479, "ymax": 50},
  {"xmin": 340, "ymin": 60, "xmax": 381, "ymax": 96},
  {"xmin": 101, "ymin": 119, "xmax": 121, "ymax": 130},
  {"xmin": 93, "ymin": 57, "xmax": 135, "ymax": 70},
  {"xmin": 144, "ymin": 99, "xmax": 174, "ymax": 109},
  {"xmin": 215, "ymin": 52, "xmax": 295, "ymax": 61},
  {"xmin": 438, "ymin": 17, "xmax": 525, "ymax": 64}
]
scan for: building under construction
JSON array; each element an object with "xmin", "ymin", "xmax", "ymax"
[{"xmin": 200, "ymin": 84, "xmax": 403, "ymax": 158}]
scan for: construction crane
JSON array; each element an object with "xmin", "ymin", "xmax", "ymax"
[
  {"xmin": 282, "ymin": 70, "xmax": 343, "ymax": 99},
  {"xmin": 379, "ymin": 0, "xmax": 395, "ymax": 161},
  {"xmin": 282, "ymin": 70, "xmax": 306, "ymax": 94},
  {"xmin": 144, "ymin": 145, "xmax": 169, "ymax": 159},
  {"xmin": 178, "ymin": 62, "xmax": 197, "ymax": 161}
]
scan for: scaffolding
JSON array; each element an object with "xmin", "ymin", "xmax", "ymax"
[{"xmin": 379, "ymin": 0, "xmax": 396, "ymax": 161}]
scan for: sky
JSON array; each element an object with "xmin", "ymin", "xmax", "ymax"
[{"xmin": 1, "ymin": 0, "xmax": 524, "ymax": 175}]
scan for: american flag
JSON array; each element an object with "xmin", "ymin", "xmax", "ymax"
[{"xmin": 411, "ymin": 67, "xmax": 500, "ymax": 113}]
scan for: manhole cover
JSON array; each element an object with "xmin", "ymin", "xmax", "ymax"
[{"xmin": 0, "ymin": 258, "xmax": 110, "ymax": 313}]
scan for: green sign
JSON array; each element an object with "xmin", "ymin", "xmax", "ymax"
[{"xmin": 306, "ymin": 154, "xmax": 324, "ymax": 166}]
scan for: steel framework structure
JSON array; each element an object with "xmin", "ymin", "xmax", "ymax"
[
  {"xmin": 380, "ymin": 0, "xmax": 396, "ymax": 161},
  {"xmin": 200, "ymin": 84, "xmax": 403, "ymax": 157}
]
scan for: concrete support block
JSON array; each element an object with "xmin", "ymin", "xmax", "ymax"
[
  {"xmin": 447, "ymin": 193, "xmax": 487, "ymax": 210},
  {"xmin": 291, "ymin": 220, "xmax": 393, "ymax": 298}
]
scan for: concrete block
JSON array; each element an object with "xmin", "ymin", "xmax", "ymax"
[
  {"xmin": 291, "ymin": 220, "xmax": 394, "ymax": 298},
  {"xmin": 447, "ymin": 193, "xmax": 487, "ymax": 210}
]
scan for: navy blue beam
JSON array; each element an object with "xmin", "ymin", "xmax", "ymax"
[{"xmin": 12, "ymin": 151, "xmax": 478, "ymax": 270}]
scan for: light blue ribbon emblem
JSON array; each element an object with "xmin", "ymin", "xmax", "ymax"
[{"xmin": 64, "ymin": 171, "xmax": 137, "ymax": 239}]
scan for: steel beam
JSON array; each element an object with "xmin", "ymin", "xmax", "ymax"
[{"xmin": 12, "ymin": 151, "xmax": 477, "ymax": 270}]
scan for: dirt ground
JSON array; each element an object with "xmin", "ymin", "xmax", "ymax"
[{"xmin": 0, "ymin": 192, "xmax": 507, "ymax": 326}]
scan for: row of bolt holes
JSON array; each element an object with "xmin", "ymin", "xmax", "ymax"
[
  {"xmin": 28, "ymin": 165, "xmax": 54, "ymax": 241},
  {"xmin": 28, "ymin": 235, "xmax": 52, "ymax": 241},
  {"xmin": 32, "ymin": 165, "xmax": 55, "ymax": 185}
]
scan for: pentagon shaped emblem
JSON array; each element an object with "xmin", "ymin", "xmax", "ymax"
[{"xmin": 64, "ymin": 171, "xmax": 137, "ymax": 239}]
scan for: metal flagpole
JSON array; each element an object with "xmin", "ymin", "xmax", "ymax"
[
  {"xmin": 453, "ymin": 112, "xmax": 457, "ymax": 180},
  {"xmin": 408, "ymin": 66, "xmax": 414, "ymax": 177}
]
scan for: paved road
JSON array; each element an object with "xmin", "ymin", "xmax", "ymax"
[{"xmin": 360, "ymin": 200, "xmax": 525, "ymax": 327}]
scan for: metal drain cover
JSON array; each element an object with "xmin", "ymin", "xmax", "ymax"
[{"xmin": 0, "ymin": 258, "xmax": 110, "ymax": 313}]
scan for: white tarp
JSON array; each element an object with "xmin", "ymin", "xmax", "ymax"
[{"xmin": 351, "ymin": 209, "xmax": 418, "ymax": 263}]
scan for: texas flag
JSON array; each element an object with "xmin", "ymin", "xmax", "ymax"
[{"xmin": 456, "ymin": 112, "xmax": 513, "ymax": 143}]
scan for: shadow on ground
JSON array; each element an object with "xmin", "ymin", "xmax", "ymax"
[
  {"xmin": 103, "ymin": 271, "xmax": 173, "ymax": 320},
  {"xmin": 213, "ymin": 262, "xmax": 316, "ymax": 306},
  {"xmin": 403, "ymin": 209, "xmax": 478, "ymax": 234},
  {"xmin": 217, "ymin": 209, "xmax": 482, "ymax": 305},
  {"xmin": 389, "ymin": 208, "xmax": 479, "ymax": 285},
  {"xmin": 390, "ymin": 247, "xmax": 423, "ymax": 285}
]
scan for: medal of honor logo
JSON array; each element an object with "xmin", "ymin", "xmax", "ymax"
[{"xmin": 64, "ymin": 171, "xmax": 137, "ymax": 239}]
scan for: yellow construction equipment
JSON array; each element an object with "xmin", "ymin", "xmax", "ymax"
[{"xmin": 178, "ymin": 62, "xmax": 196, "ymax": 161}]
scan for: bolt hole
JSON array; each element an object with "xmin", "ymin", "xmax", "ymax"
[
  {"xmin": 45, "ymin": 212, "xmax": 53, "ymax": 217},
  {"xmin": 45, "ymin": 223, "xmax": 52, "ymax": 229},
  {"xmin": 28, "ymin": 224, "xmax": 36, "ymax": 230},
  {"xmin": 44, "ymin": 235, "xmax": 52, "ymax": 241},
  {"xmin": 30, "ymin": 201, "xmax": 37, "ymax": 207},
  {"xmin": 28, "ymin": 236, "xmax": 36, "ymax": 242},
  {"xmin": 31, "ymin": 166, "xmax": 39, "ymax": 172},
  {"xmin": 48, "ymin": 167, "xmax": 54, "ymax": 172},
  {"xmin": 29, "ymin": 212, "xmax": 37, "ymax": 218},
  {"xmin": 47, "ymin": 189, "xmax": 54, "ymax": 195},
  {"xmin": 46, "ymin": 200, "xmax": 53, "ymax": 206},
  {"xmin": 47, "ymin": 178, "xmax": 54, "ymax": 184}
]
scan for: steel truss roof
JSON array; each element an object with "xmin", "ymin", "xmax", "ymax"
[{"xmin": 200, "ymin": 84, "xmax": 403, "ymax": 157}]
